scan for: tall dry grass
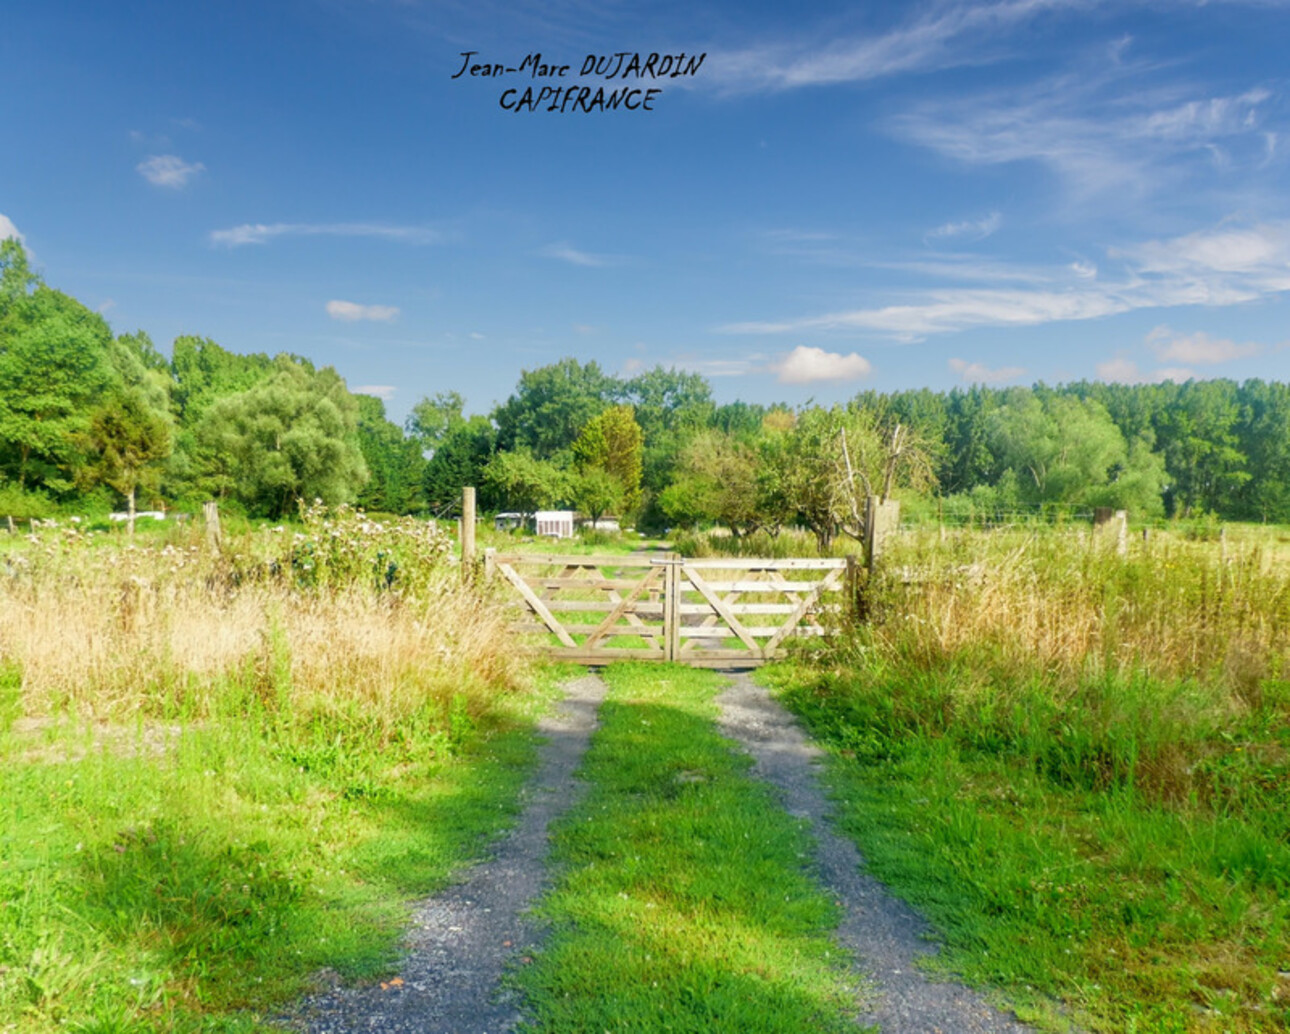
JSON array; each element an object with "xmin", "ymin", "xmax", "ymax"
[
  {"xmin": 0, "ymin": 507, "xmax": 529, "ymax": 736},
  {"xmin": 823, "ymin": 525, "xmax": 1290, "ymax": 809},
  {"xmin": 873, "ymin": 524, "xmax": 1290, "ymax": 691}
]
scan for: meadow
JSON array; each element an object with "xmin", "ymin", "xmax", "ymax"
[
  {"xmin": 0, "ymin": 507, "xmax": 553, "ymax": 1033},
  {"xmin": 762, "ymin": 520, "xmax": 1290, "ymax": 1031}
]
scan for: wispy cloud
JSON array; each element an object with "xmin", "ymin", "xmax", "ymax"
[
  {"xmin": 926, "ymin": 211, "xmax": 1002, "ymax": 242},
  {"xmin": 707, "ymin": 0, "xmax": 1088, "ymax": 94},
  {"xmin": 326, "ymin": 300, "xmax": 400, "ymax": 322},
  {"xmin": 948, "ymin": 357, "xmax": 1026, "ymax": 383},
  {"xmin": 542, "ymin": 243, "xmax": 617, "ymax": 267},
  {"xmin": 721, "ymin": 220, "xmax": 1290, "ymax": 340},
  {"xmin": 1096, "ymin": 357, "xmax": 1196, "ymax": 384},
  {"xmin": 353, "ymin": 385, "xmax": 396, "ymax": 400},
  {"xmin": 137, "ymin": 154, "xmax": 205, "ymax": 188},
  {"xmin": 890, "ymin": 68, "xmax": 1277, "ymax": 200},
  {"xmin": 211, "ymin": 222, "xmax": 444, "ymax": 247},
  {"xmin": 1145, "ymin": 325, "xmax": 1262, "ymax": 364},
  {"xmin": 0, "ymin": 213, "xmax": 24, "ymax": 245},
  {"xmin": 771, "ymin": 345, "xmax": 872, "ymax": 384}
]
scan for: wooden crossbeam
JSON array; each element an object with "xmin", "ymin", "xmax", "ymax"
[
  {"xmin": 585, "ymin": 565, "xmax": 663, "ymax": 649},
  {"xmin": 682, "ymin": 564, "xmax": 761, "ymax": 653},
  {"xmin": 764, "ymin": 566, "xmax": 845, "ymax": 652},
  {"xmin": 497, "ymin": 561, "xmax": 578, "ymax": 648}
]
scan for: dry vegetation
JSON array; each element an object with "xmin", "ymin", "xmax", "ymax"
[{"xmin": 1, "ymin": 505, "xmax": 526, "ymax": 729}]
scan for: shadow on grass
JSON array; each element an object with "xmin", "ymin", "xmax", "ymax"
[{"xmin": 516, "ymin": 682, "xmax": 874, "ymax": 1034}]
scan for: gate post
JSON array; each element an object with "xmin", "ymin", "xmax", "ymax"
[
  {"xmin": 461, "ymin": 486, "xmax": 477, "ymax": 583},
  {"xmin": 664, "ymin": 553, "xmax": 680, "ymax": 663}
]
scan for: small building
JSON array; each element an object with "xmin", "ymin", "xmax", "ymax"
[
  {"xmin": 534, "ymin": 510, "xmax": 576, "ymax": 539},
  {"xmin": 494, "ymin": 512, "xmax": 524, "ymax": 532}
]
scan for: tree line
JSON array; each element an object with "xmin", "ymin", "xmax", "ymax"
[{"xmin": 3, "ymin": 237, "xmax": 1289, "ymax": 529}]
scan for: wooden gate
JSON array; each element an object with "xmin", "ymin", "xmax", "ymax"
[{"xmin": 486, "ymin": 550, "xmax": 851, "ymax": 667}]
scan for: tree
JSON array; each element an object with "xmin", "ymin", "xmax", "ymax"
[
  {"xmin": 0, "ymin": 256, "xmax": 114, "ymax": 494},
  {"xmin": 660, "ymin": 430, "xmax": 768, "ymax": 536},
  {"xmin": 765, "ymin": 405, "xmax": 934, "ymax": 552},
  {"xmin": 423, "ymin": 415, "xmax": 497, "ymax": 511},
  {"xmin": 406, "ymin": 390, "xmax": 465, "ymax": 455},
  {"xmin": 355, "ymin": 394, "xmax": 425, "ymax": 513},
  {"xmin": 194, "ymin": 360, "xmax": 367, "ymax": 517},
  {"xmin": 985, "ymin": 390, "xmax": 1167, "ymax": 513},
  {"xmin": 481, "ymin": 449, "xmax": 567, "ymax": 524},
  {"xmin": 81, "ymin": 390, "xmax": 172, "ymax": 532},
  {"xmin": 572, "ymin": 404, "xmax": 643, "ymax": 515},
  {"xmin": 492, "ymin": 358, "xmax": 616, "ymax": 458},
  {"xmin": 570, "ymin": 467, "xmax": 622, "ymax": 527},
  {"xmin": 1153, "ymin": 380, "xmax": 1250, "ymax": 516}
]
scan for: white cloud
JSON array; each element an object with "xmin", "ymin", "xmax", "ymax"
[
  {"xmin": 771, "ymin": 346, "xmax": 872, "ymax": 384},
  {"xmin": 926, "ymin": 212, "xmax": 1002, "ymax": 242},
  {"xmin": 1096, "ymin": 357, "xmax": 1197, "ymax": 384},
  {"xmin": 137, "ymin": 154, "xmax": 205, "ymax": 188},
  {"xmin": 353, "ymin": 385, "xmax": 396, "ymax": 400},
  {"xmin": 890, "ymin": 69, "xmax": 1275, "ymax": 200},
  {"xmin": 707, "ymin": 0, "xmax": 1088, "ymax": 94},
  {"xmin": 211, "ymin": 222, "xmax": 443, "ymax": 247},
  {"xmin": 542, "ymin": 243, "xmax": 615, "ymax": 267},
  {"xmin": 326, "ymin": 300, "xmax": 400, "ymax": 322},
  {"xmin": 1145, "ymin": 325, "xmax": 1261, "ymax": 364},
  {"xmin": 721, "ymin": 220, "xmax": 1290, "ymax": 340},
  {"xmin": 0, "ymin": 213, "xmax": 24, "ymax": 245},
  {"xmin": 948, "ymin": 357, "xmax": 1026, "ymax": 383}
]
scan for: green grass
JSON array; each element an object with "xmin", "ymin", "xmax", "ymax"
[
  {"xmin": 514, "ymin": 663, "xmax": 873, "ymax": 1033},
  {"xmin": 0, "ymin": 670, "xmax": 568, "ymax": 1033},
  {"xmin": 761, "ymin": 661, "xmax": 1290, "ymax": 1033}
]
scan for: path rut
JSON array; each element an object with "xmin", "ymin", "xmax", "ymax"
[
  {"xmin": 284, "ymin": 673, "xmax": 606, "ymax": 1034},
  {"xmin": 716, "ymin": 673, "xmax": 1041, "ymax": 1034}
]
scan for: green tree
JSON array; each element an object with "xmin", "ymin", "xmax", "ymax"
[
  {"xmin": 80, "ymin": 390, "xmax": 172, "ymax": 531},
  {"xmin": 570, "ymin": 467, "xmax": 622, "ymax": 527},
  {"xmin": 1153, "ymin": 380, "xmax": 1250, "ymax": 516},
  {"xmin": 985, "ymin": 390, "xmax": 1167, "ymax": 513},
  {"xmin": 481, "ymin": 450, "xmax": 567, "ymax": 524},
  {"xmin": 0, "ymin": 245, "xmax": 114, "ymax": 494},
  {"xmin": 659, "ymin": 430, "xmax": 766, "ymax": 536},
  {"xmin": 423, "ymin": 415, "xmax": 497, "ymax": 511},
  {"xmin": 572, "ymin": 404, "xmax": 643, "ymax": 515},
  {"xmin": 355, "ymin": 394, "xmax": 425, "ymax": 514},
  {"xmin": 1237, "ymin": 379, "xmax": 1290, "ymax": 521},
  {"xmin": 406, "ymin": 390, "xmax": 465, "ymax": 455},
  {"xmin": 493, "ymin": 358, "xmax": 616, "ymax": 459},
  {"xmin": 194, "ymin": 360, "xmax": 367, "ymax": 517}
]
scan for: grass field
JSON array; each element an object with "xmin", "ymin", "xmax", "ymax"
[
  {"xmin": 0, "ymin": 509, "xmax": 554, "ymax": 1033},
  {"xmin": 514, "ymin": 663, "xmax": 872, "ymax": 1033},
  {"xmin": 764, "ymin": 523, "xmax": 1290, "ymax": 1032}
]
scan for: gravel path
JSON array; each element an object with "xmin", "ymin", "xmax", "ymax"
[
  {"xmin": 716, "ymin": 673, "xmax": 1040, "ymax": 1034},
  {"xmin": 283, "ymin": 673, "xmax": 607, "ymax": 1034}
]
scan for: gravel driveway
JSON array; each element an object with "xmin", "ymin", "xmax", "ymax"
[
  {"xmin": 281, "ymin": 673, "xmax": 607, "ymax": 1034},
  {"xmin": 716, "ymin": 673, "xmax": 1043, "ymax": 1034}
]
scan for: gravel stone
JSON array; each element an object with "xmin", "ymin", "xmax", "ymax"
[
  {"xmin": 281, "ymin": 673, "xmax": 607, "ymax": 1034},
  {"xmin": 716, "ymin": 673, "xmax": 1046, "ymax": 1034}
]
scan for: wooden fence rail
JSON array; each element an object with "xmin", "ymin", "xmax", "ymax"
[{"xmin": 485, "ymin": 550, "xmax": 853, "ymax": 667}]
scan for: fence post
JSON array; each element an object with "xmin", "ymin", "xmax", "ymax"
[
  {"xmin": 203, "ymin": 501, "xmax": 221, "ymax": 549},
  {"xmin": 5, "ymin": 515, "xmax": 13, "ymax": 535},
  {"xmin": 664, "ymin": 553, "xmax": 681, "ymax": 663},
  {"xmin": 863, "ymin": 496, "xmax": 899, "ymax": 571},
  {"xmin": 461, "ymin": 486, "xmax": 477, "ymax": 582},
  {"xmin": 483, "ymin": 546, "xmax": 496, "ymax": 582}
]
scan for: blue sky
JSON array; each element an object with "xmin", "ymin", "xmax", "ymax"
[{"xmin": 4, "ymin": 0, "xmax": 1290, "ymax": 423}]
